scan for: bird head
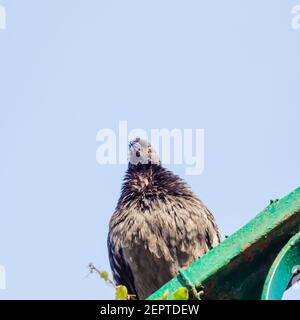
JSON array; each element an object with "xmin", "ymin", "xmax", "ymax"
[{"xmin": 128, "ymin": 137, "xmax": 160, "ymax": 166}]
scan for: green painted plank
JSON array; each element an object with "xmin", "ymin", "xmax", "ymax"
[{"xmin": 147, "ymin": 187, "xmax": 300, "ymax": 300}]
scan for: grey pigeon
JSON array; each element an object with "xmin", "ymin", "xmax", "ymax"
[{"xmin": 107, "ymin": 137, "xmax": 221, "ymax": 299}]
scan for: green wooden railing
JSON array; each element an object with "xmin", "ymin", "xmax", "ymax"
[{"xmin": 147, "ymin": 187, "xmax": 300, "ymax": 300}]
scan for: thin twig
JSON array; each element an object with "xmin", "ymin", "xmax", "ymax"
[{"xmin": 88, "ymin": 262, "xmax": 116, "ymax": 288}]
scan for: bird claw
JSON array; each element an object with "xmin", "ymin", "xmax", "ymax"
[{"xmin": 191, "ymin": 286, "xmax": 204, "ymax": 300}]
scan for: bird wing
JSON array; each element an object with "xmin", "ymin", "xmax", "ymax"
[
  {"xmin": 202, "ymin": 206, "xmax": 221, "ymax": 249},
  {"xmin": 167, "ymin": 198, "xmax": 221, "ymax": 269},
  {"xmin": 107, "ymin": 236, "xmax": 138, "ymax": 297}
]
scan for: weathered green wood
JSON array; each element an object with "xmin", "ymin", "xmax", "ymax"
[
  {"xmin": 147, "ymin": 187, "xmax": 300, "ymax": 300},
  {"xmin": 261, "ymin": 231, "xmax": 300, "ymax": 300}
]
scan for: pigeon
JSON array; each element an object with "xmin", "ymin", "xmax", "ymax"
[{"xmin": 107, "ymin": 137, "xmax": 221, "ymax": 299}]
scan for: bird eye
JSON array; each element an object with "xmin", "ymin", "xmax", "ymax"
[{"xmin": 136, "ymin": 151, "xmax": 141, "ymax": 157}]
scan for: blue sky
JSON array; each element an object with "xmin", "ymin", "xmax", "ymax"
[{"xmin": 0, "ymin": 1, "xmax": 299, "ymax": 299}]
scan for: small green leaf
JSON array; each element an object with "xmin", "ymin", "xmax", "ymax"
[
  {"xmin": 99, "ymin": 271, "xmax": 109, "ymax": 282},
  {"xmin": 154, "ymin": 289, "xmax": 169, "ymax": 300},
  {"xmin": 116, "ymin": 285, "xmax": 128, "ymax": 300},
  {"xmin": 171, "ymin": 287, "xmax": 189, "ymax": 300},
  {"xmin": 161, "ymin": 289, "xmax": 169, "ymax": 300}
]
